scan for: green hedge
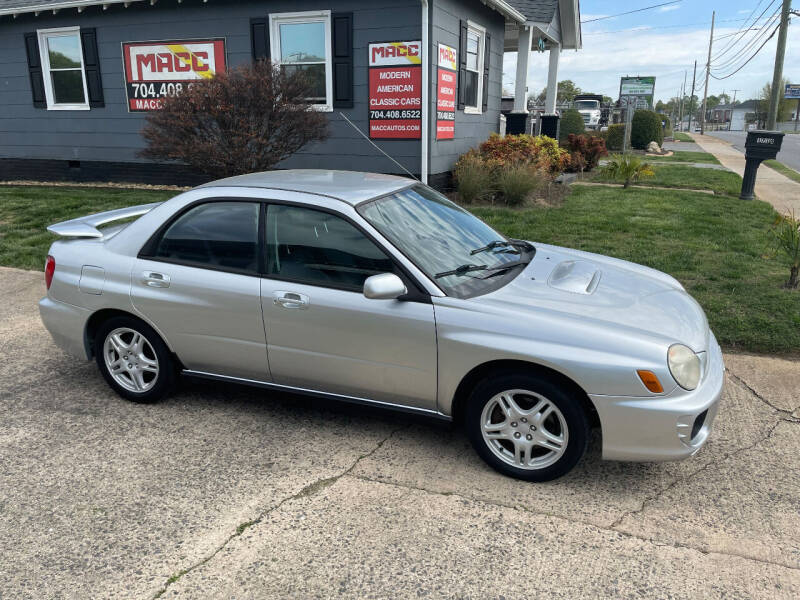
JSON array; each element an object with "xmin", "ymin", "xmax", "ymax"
[
  {"xmin": 559, "ymin": 109, "xmax": 585, "ymax": 142},
  {"xmin": 631, "ymin": 110, "xmax": 664, "ymax": 149},
  {"xmin": 606, "ymin": 124, "xmax": 625, "ymax": 151}
]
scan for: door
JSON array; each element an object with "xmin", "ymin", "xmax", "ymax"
[
  {"xmin": 131, "ymin": 201, "xmax": 269, "ymax": 381},
  {"xmin": 260, "ymin": 203, "xmax": 437, "ymax": 410}
]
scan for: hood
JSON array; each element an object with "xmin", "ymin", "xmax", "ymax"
[{"xmin": 475, "ymin": 243, "xmax": 709, "ymax": 351}]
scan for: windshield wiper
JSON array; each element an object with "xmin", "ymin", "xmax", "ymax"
[
  {"xmin": 477, "ymin": 258, "xmax": 533, "ymax": 279},
  {"xmin": 434, "ymin": 264, "xmax": 488, "ymax": 279},
  {"xmin": 470, "ymin": 239, "xmax": 533, "ymax": 255}
]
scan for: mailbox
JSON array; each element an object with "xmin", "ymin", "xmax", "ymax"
[{"xmin": 740, "ymin": 130, "xmax": 785, "ymax": 200}]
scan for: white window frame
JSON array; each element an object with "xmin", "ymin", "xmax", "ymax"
[
  {"xmin": 37, "ymin": 26, "xmax": 90, "ymax": 111},
  {"xmin": 464, "ymin": 21, "xmax": 486, "ymax": 115},
  {"xmin": 269, "ymin": 10, "xmax": 333, "ymax": 112}
]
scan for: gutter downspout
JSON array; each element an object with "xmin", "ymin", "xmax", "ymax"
[{"xmin": 421, "ymin": 0, "xmax": 429, "ymax": 184}]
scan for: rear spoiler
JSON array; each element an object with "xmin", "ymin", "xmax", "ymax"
[{"xmin": 47, "ymin": 202, "xmax": 163, "ymax": 239}]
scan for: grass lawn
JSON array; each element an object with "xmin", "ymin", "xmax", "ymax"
[
  {"xmin": 0, "ymin": 186, "xmax": 174, "ymax": 270},
  {"xmin": 591, "ymin": 164, "xmax": 742, "ymax": 196},
  {"xmin": 1, "ymin": 183, "xmax": 798, "ymax": 354},
  {"xmin": 765, "ymin": 159, "xmax": 800, "ymax": 184},
  {"xmin": 644, "ymin": 150, "xmax": 720, "ymax": 165},
  {"xmin": 672, "ymin": 132, "xmax": 693, "ymax": 142}
]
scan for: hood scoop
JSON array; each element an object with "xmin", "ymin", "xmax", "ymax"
[{"xmin": 547, "ymin": 260, "xmax": 602, "ymax": 295}]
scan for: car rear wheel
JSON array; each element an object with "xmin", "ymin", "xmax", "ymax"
[
  {"xmin": 465, "ymin": 373, "xmax": 589, "ymax": 482},
  {"xmin": 95, "ymin": 316, "xmax": 174, "ymax": 403}
]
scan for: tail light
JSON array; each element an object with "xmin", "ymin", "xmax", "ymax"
[{"xmin": 45, "ymin": 255, "xmax": 55, "ymax": 290}]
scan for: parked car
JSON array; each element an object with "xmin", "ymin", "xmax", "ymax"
[{"xmin": 40, "ymin": 170, "xmax": 723, "ymax": 481}]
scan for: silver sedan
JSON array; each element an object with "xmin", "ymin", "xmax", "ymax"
[{"xmin": 39, "ymin": 170, "xmax": 723, "ymax": 481}]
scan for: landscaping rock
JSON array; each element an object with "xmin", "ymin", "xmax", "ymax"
[{"xmin": 647, "ymin": 141, "xmax": 662, "ymax": 154}]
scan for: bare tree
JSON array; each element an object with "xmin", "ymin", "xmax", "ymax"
[{"xmin": 140, "ymin": 61, "xmax": 329, "ymax": 178}]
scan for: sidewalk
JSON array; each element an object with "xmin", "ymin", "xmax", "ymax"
[{"xmin": 690, "ymin": 133, "xmax": 800, "ymax": 214}]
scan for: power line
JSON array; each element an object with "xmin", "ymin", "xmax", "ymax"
[
  {"xmin": 581, "ymin": 1, "xmax": 681, "ymax": 24},
  {"xmin": 712, "ymin": 9, "xmax": 780, "ymax": 71},
  {"xmin": 710, "ymin": 23, "xmax": 780, "ymax": 80},
  {"xmin": 583, "ymin": 15, "xmax": 773, "ymax": 37},
  {"xmin": 711, "ymin": 0, "xmax": 771, "ymax": 59},
  {"xmin": 712, "ymin": 0, "xmax": 777, "ymax": 63}
]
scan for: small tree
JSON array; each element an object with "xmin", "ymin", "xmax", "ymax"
[
  {"xmin": 770, "ymin": 210, "xmax": 800, "ymax": 289},
  {"xmin": 630, "ymin": 110, "xmax": 664, "ymax": 149},
  {"xmin": 140, "ymin": 61, "xmax": 329, "ymax": 178},
  {"xmin": 600, "ymin": 154, "xmax": 654, "ymax": 189}
]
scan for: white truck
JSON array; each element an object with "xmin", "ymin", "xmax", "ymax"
[{"xmin": 573, "ymin": 94, "xmax": 608, "ymax": 130}]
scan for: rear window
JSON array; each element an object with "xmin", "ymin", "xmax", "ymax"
[{"xmin": 154, "ymin": 202, "xmax": 259, "ymax": 272}]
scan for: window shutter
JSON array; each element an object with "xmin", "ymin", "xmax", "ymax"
[
  {"xmin": 250, "ymin": 17, "xmax": 270, "ymax": 61},
  {"xmin": 331, "ymin": 12, "xmax": 353, "ymax": 108},
  {"xmin": 457, "ymin": 20, "xmax": 467, "ymax": 110},
  {"xmin": 80, "ymin": 28, "xmax": 104, "ymax": 107},
  {"xmin": 24, "ymin": 32, "xmax": 46, "ymax": 108},
  {"xmin": 482, "ymin": 32, "xmax": 490, "ymax": 112}
]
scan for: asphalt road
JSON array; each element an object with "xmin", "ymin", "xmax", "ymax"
[
  {"xmin": 2, "ymin": 266, "xmax": 799, "ymax": 599},
  {"xmin": 706, "ymin": 130, "xmax": 800, "ymax": 172}
]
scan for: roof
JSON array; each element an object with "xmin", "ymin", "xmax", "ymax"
[
  {"xmin": 507, "ymin": 0, "xmax": 558, "ymax": 23},
  {"xmin": 200, "ymin": 170, "xmax": 415, "ymax": 205}
]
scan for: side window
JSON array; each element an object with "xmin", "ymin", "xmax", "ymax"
[
  {"xmin": 266, "ymin": 204, "xmax": 393, "ymax": 291},
  {"xmin": 154, "ymin": 202, "xmax": 260, "ymax": 272}
]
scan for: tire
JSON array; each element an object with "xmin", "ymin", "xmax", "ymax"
[
  {"xmin": 94, "ymin": 315, "xmax": 175, "ymax": 403},
  {"xmin": 464, "ymin": 372, "xmax": 589, "ymax": 482}
]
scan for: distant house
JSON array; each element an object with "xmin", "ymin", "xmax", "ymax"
[{"xmin": 708, "ymin": 100, "xmax": 758, "ymax": 131}]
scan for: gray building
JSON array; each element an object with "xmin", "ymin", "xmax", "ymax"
[{"xmin": 0, "ymin": 0, "xmax": 580, "ymax": 186}]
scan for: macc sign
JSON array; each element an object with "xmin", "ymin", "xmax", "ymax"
[{"xmin": 122, "ymin": 39, "xmax": 227, "ymax": 111}]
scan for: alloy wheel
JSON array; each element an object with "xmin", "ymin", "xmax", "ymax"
[{"xmin": 103, "ymin": 327, "xmax": 160, "ymax": 393}]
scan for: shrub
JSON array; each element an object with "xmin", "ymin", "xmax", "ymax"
[
  {"xmin": 563, "ymin": 134, "xmax": 608, "ymax": 172},
  {"xmin": 606, "ymin": 124, "xmax": 625, "ymax": 151},
  {"xmin": 769, "ymin": 210, "xmax": 800, "ymax": 289},
  {"xmin": 631, "ymin": 110, "xmax": 664, "ymax": 150},
  {"xmin": 140, "ymin": 61, "xmax": 329, "ymax": 177},
  {"xmin": 600, "ymin": 154, "xmax": 655, "ymax": 188},
  {"xmin": 495, "ymin": 164, "xmax": 546, "ymax": 206},
  {"xmin": 559, "ymin": 109, "xmax": 585, "ymax": 141},
  {"xmin": 478, "ymin": 133, "xmax": 569, "ymax": 174},
  {"xmin": 453, "ymin": 150, "xmax": 494, "ymax": 204}
]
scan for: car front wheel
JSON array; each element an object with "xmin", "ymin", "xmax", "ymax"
[
  {"xmin": 95, "ymin": 316, "xmax": 174, "ymax": 403},
  {"xmin": 465, "ymin": 373, "xmax": 589, "ymax": 482}
]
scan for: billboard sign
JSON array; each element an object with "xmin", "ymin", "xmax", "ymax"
[
  {"xmin": 619, "ymin": 76, "xmax": 656, "ymax": 110},
  {"xmin": 436, "ymin": 44, "xmax": 457, "ymax": 140},
  {"xmin": 368, "ymin": 41, "xmax": 422, "ymax": 139},
  {"xmin": 785, "ymin": 84, "xmax": 800, "ymax": 99},
  {"xmin": 122, "ymin": 38, "xmax": 227, "ymax": 111}
]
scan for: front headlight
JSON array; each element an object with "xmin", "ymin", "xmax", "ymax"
[{"xmin": 668, "ymin": 344, "xmax": 701, "ymax": 390}]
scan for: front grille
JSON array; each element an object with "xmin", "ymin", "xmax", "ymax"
[{"xmin": 691, "ymin": 410, "xmax": 708, "ymax": 441}]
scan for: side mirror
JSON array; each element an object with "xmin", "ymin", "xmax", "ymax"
[{"xmin": 363, "ymin": 273, "xmax": 407, "ymax": 300}]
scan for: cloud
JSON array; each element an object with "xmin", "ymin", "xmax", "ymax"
[
  {"xmin": 502, "ymin": 24, "xmax": 800, "ymax": 103},
  {"xmin": 659, "ymin": 5, "xmax": 680, "ymax": 12}
]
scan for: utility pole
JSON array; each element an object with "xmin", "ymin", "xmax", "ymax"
[
  {"xmin": 689, "ymin": 60, "xmax": 697, "ymax": 132},
  {"xmin": 767, "ymin": 0, "xmax": 791, "ymax": 130},
  {"xmin": 700, "ymin": 11, "xmax": 715, "ymax": 136}
]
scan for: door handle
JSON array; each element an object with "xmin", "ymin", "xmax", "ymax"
[
  {"xmin": 273, "ymin": 291, "xmax": 309, "ymax": 309},
  {"xmin": 142, "ymin": 271, "xmax": 171, "ymax": 288}
]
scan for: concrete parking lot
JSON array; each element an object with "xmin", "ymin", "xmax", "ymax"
[{"xmin": 1, "ymin": 265, "xmax": 799, "ymax": 599}]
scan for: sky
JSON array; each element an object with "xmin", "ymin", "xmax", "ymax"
[{"xmin": 502, "ymin": 0, "xmax": 800, "ymax": 105}]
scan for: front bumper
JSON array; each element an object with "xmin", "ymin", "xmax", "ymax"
[
  {"xmin": 589, "ymin": 333, "xmax": 724, "ymax": 462},
  {"xmin": 39, "ymin": 296, "xmax": 92, "ymax": 360}
]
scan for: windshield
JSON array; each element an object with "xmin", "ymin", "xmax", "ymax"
[
  {"xmin": 574, "ymin": 100, "xmax": 599, "ymax": 110},
  {"xmin": 359, "ymin": 185, "xmax": 531, "ymax": 297}
]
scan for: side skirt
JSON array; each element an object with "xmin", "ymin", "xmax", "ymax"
[{"xmin": 181, "ymin": 369, "xmax": 453, "ymax": 422}]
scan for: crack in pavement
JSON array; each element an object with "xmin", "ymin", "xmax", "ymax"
[
  {"xmin": 349, "ymin": 424, "xmax": 800, "ymax": 575},
  {"xmin": 150, "ymin": 423, "xmax": 411, "ymax": 599},
  {"xmin": 725, "ymin": 368, "xmax": 800, "ymax": 416}
]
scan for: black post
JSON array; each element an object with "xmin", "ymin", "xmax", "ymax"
[{"xmin": 740, "ymin": 158, "xmax": 761, "ymax": 200}]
